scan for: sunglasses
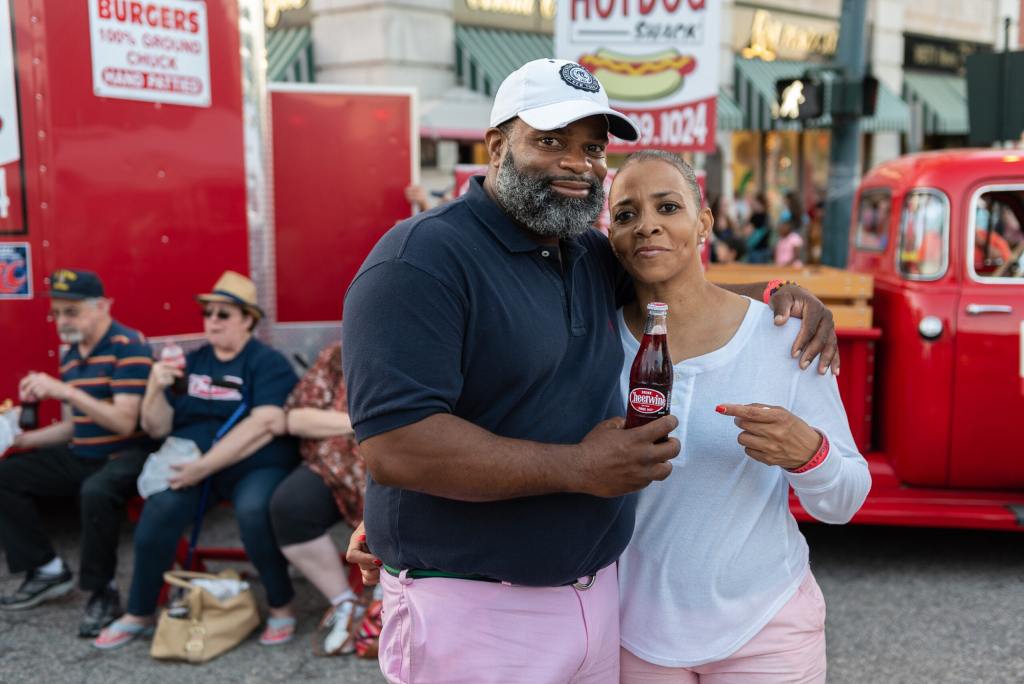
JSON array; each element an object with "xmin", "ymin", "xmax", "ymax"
[{"xmin": 202, "ymin": 307, "xmax": 234, "ymax": 321}]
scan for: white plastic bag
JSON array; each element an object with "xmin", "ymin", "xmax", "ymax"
[
  {"xmin": 190, "ymin": 578, "xmax": 250, "ymax": 602},
  {"xmin": 0, "ymin": 409, "xmax": 21, "ymax": 455},
  {"xmin": 137, "ymin": 436, "xmax": 202, "ymax": 498}
]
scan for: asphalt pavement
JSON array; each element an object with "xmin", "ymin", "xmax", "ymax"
[
  {"xmin": 1, "ymin": 504, "xmax": 1022, "ymax": 683},
  {"xmin": 804, "ymin": 522, "xmax": 1024, "ymax": 683}
]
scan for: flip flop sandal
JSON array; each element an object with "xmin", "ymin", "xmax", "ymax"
[
  {"xmin": 259, "ymin": 616, "xmax": 297, "ymax": 646},
  {"xmin": 93, "ymin": 620, "xmax": 155, "ymax": 650}
]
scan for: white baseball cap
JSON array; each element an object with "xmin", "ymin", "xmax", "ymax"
[{"xmin": 490, "ymin": 59, "xmax": 640, "ymax": 142}]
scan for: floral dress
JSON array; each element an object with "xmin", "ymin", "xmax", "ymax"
[{"xmin": 284, "ymin": 343, "xmax": 365, "ymax": 528}]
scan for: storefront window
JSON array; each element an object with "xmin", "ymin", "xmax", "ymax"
[
  {"xmin": 969, "ymin": 187, "xmax": 1024, "ymax": 281},
  {"xmin": 764, "ymin": 131, "xmax": 799, "ymax": 211},
  {"xmin": 802, "ymin": 131, "xmax": 830, "ymax": 202},
  {"xmin": 421, "ymin": 139, "xmax": 438, "ymax": 169},
  {"xmin": 899, "ymin": 189, "xmax": 948, "ymax": 279},
  {"xmin": 458, "ymin": 141, "xmax": 489, "ymax": 165},
  {"xmin": 731, "ymin": 130, "xmax": 831, "ymax": 228},
  {"xmin": 730, "ymin": 131, "xmax": 762, "ymax": 209}
]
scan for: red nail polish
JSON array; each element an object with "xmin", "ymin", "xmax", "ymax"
[
  {"xmin": 374, "ymin": 559, "xmax": 383, "ymax": 567},
  {"xmin": 358, "ymin": 534, "xmax": 366, "ymax": 542},
  {"xmin": 715, "ymin": 405, "xmax": 726, "ymax": 414}
]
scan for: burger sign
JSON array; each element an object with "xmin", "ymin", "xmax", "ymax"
[{"xmin": 557, "ymin": 0, "xmax": 721, "ymax": 152}]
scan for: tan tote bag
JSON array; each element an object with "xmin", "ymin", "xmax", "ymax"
[{"xmin": 151, "ymin": 569, "xmax": 260, "ymax": 663}]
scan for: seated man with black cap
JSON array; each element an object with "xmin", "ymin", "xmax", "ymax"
[{"xmin": 0, "ymin": 269, "xmax": 154, "ymax": 638}]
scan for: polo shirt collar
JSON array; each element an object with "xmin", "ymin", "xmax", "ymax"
[
  {"xmin": 66, "ymin": 320, "xmax": 115, "ymax": 362},
  {"xmin": 464, "ymin": 176, "xmax": 554, "ymax": 254}
]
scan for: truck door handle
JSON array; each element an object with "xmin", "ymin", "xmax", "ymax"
[{"xmin": 965, "ymin": 304, "xmax": 1014, "ymax": 315}]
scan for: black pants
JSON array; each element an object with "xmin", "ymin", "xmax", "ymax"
[
  {"xmin": 270, "ymin": 464, "xmax": 343, "ymax": 547},
  {"xmin": 0, "ymin": 444, "xmax": 150, "ymax": 592}
]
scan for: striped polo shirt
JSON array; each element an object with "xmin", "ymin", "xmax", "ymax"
[{"xmin": 60, "ymin": 320, "xmax": 153, "ymax": 458}]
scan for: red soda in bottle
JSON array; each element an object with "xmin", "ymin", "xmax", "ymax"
[
  {"xmin": 160, "ymin": 344, "xmax": 188, "ymax": 395},
  {"xmin": 624, "ymin": 302, "xmax": 673, "ymax": 431}
]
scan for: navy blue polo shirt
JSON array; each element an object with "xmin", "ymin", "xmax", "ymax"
[
  {"xmin": 342, "ymin": 176, "xmax": 633, "ymax": 586},
  {"xmin": 60, "ymin": 320, "xmax": 153, "ymax": 458},
  {"xmin": 167, "ymin": 338, "xmax": 299, "ymax": 475}
]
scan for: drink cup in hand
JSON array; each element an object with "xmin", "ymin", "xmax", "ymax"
[{"xmin": 160, "ymin": 344, "xmax": 188, "ymax": 395}]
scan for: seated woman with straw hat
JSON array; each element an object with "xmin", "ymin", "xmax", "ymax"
[{"xmin": 95, "ymin": 271, "xmax": 301, "ymax": 649}]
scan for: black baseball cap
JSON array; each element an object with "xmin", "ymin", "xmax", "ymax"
[{"xmin": 46, "ymin": 269, "xmax": 105, "ymax": 300}]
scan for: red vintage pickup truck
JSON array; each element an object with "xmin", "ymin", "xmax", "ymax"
[{"xmin": 821, "ymin": 148, "xmax": 1024, "ymax": 531}]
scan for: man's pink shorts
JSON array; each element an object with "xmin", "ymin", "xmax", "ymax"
[{"xmin": 378, "ymin": 565, "xmax": 620, "ymax": 684}]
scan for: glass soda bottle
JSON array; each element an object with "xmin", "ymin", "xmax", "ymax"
[
  {"xmin": 624, "ymin": 302, "xmax": 673, "ymax": 431},
  {"xmin": 160, "ymin": 344, "xmax": 188, "ymax": 395},
  {"xmin": 18, "ymin": 400, "xmax": 38, "ymax": 431}
]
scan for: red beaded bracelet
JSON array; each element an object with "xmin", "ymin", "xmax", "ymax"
[
  {"xmin": 789, "ymin": 431, "xmax": 829, "ymax": 473},
  {"xmin": 762, "ymin": 279, "xmax": 799, "ymax": 304}
]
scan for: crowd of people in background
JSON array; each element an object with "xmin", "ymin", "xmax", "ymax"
[
  {"xmin": 707, "ymin": 187, "xmax": 823, "ymax": 268},
  {"xmin": 0, "ymin": 269, "xmax": 375, "ymax": 658}
]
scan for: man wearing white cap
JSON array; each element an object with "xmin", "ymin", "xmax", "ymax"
[{"xmin": 342, "ymin": 59, "xmax": 837, "ymax": 683}]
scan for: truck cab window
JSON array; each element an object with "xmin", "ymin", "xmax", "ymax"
[
  {"xmin": 855, "ymin": 191, "xmax": 891, "ymax": 252},
  {"xmin": 970, "ymin": 189, "xmax": 1024, "ymax": 281},
  {"xmin": 898, "ymin": 190, "xmax": 948, "ymax": 279}
]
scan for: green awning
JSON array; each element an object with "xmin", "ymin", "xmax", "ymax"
[
  {"xmin": 267, "ymin": 26, "xmax": 314, "ymax": 83},
  {"xmin": 902, "ymin": 72, "xmax": 967, "ymax": 135},
  {"xmin": 734, "ymin": 57, "xmax": 909, "ymax": 132},
  {"xmin": 717, "ymin": 89, "xmax": 743, "ymax": 130},
  {"xmin": 455, "ymin": 26, "xmax": 553, "ymax": 97},
  {"xmin": 861, "ymin": 85, "xmax": 911, "ymax": 132}
]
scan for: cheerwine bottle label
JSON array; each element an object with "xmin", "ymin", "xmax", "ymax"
[
  {"xmin": 629, "ymin": 387, "xmax": 669, "ymax": 415},
  {"xmin": 624, "ymin": 302, "xmax": 673, "ymax": 431}
]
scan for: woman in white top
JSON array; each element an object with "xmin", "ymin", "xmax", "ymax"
[{"xmin": 608, "ymin": 150, "xmax": 871, "ymax": 684}]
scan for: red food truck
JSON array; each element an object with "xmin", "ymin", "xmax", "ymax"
[
  {"xmin": 0, "ymin": 0, "xmax": 416, "ymax": 426},
  {"xmin": 807, "ymin": 148, "xmax": 1024, "ymax": 531}
]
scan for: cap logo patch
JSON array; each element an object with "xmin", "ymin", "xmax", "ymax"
[
  {"xmin": 53, "ymin": 269, "xmax": 77, "ymax": 291},
  {"xmin": 560, "ymin": 63, "xmax": 600, "ymax": 93}
]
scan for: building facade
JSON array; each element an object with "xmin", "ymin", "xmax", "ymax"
[{"xmin": 269, "ymin": 0, "xmax": 1022, "ymax": 201}]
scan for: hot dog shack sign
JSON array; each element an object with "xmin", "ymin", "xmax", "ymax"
[{"xmin": 557, "ymin": 0, "xmax": 720, "ymax": 152}]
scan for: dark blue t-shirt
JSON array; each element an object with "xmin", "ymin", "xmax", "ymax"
[
  {"xmin": 168, "ymin": 338, "xmax": 299, "ymax": 474},
  {"xmin": 342, "ymin": 176, "xmax": 634, "ymax": 586}
]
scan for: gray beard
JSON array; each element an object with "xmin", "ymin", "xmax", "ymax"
[
  {"xmin": 495, "ymin": 152, "xmax": 604, "ymax": 240},
  {"xmin": 59, "ymin": 330, "xmax": 84, "ymax": 344}
]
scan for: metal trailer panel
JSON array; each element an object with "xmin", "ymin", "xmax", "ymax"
[
  {"xmin": 269, "ymin": 84, "xmax": 417, "ymax": 325},
  {"xmin": 1, "ymin": 0, "xmax": 251, "ymax": 419}
]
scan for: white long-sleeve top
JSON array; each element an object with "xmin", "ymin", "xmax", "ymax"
[{"xmin": 617, "ymin": 299, "xmax": 871, "ymax": 668}]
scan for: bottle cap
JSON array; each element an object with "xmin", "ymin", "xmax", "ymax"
[{"xmin": 647, "ymin": 302, "xmax": 668, "ymax": 314}]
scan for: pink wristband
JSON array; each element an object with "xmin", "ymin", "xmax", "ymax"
[
  {"xmin": 789, "ymin": 431, "xmax": 829, "ymax": 473},
  {"xmin": 762, "ymin": 279, "xmax": 785, "ymax": 304},
  {"xmin": 763, "ymin": 279, "xmax": 799, "ymax": 305}
]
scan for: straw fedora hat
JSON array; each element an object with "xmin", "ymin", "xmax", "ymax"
[{"xmin": 196, "ymin": 270, "xmax": 264, "ymax": 320}]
